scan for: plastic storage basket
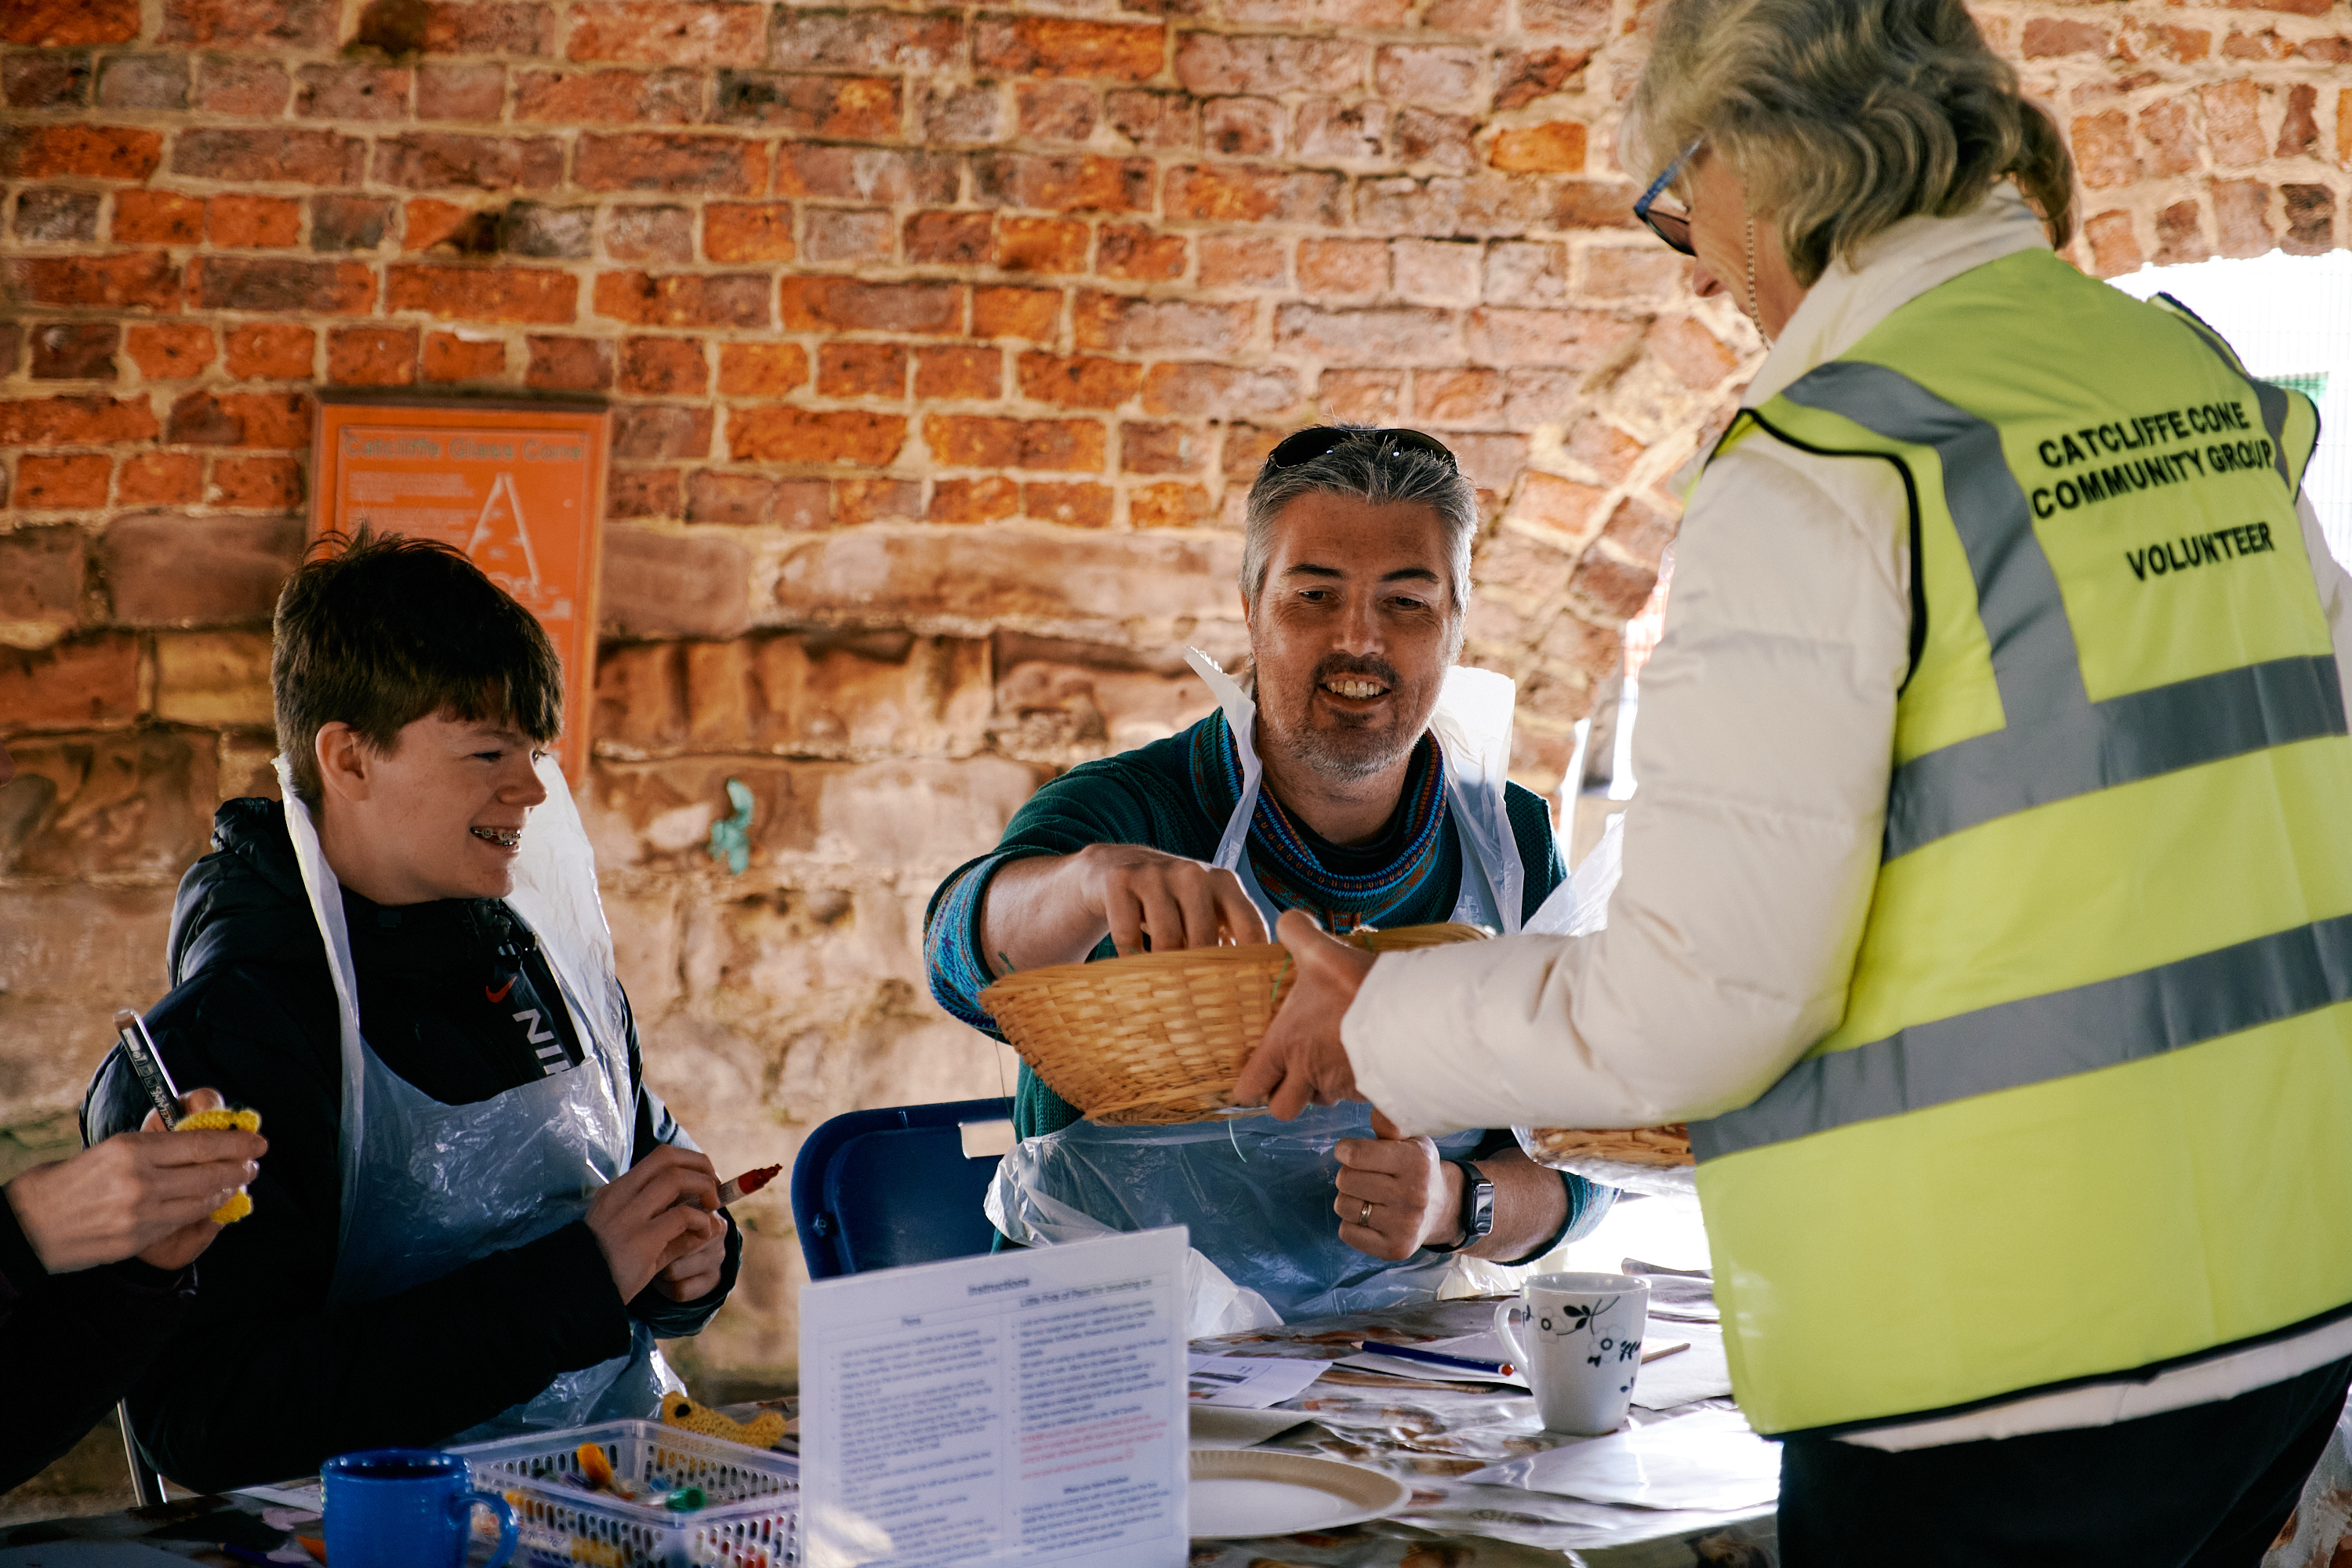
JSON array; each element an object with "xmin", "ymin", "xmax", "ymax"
[{"xmin": 455, "ymin": 1418, "xmax": 798, "ymax": 1568}]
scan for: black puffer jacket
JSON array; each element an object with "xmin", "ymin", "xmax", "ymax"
[{"xmin": 82, "ymin": 800, "xmax": 740, "ymax": 1491}]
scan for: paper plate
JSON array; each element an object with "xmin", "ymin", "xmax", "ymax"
[{"xmin": 1188, "ymin": 1448, "xmax": 1410, "ymax": 1538}]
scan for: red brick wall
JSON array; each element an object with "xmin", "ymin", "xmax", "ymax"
[{"xmin": 2, "ymin": 0, "xmax": 2346, "ymax": 1377}]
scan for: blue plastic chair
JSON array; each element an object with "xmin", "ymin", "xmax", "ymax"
[{"xmin": 790, "ymin": 1098, "xmax": 1016, "ymax": 1279}]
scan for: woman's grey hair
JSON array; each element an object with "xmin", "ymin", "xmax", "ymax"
[
  {"xmin": 1626, "ymin": 0, "xmax": 2074, "ymax": 288},
  {"xmin": 1240, "ymin": 428, "xmax": 1479, "ymax": 622}
]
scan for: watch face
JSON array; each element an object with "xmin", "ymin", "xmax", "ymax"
[{"xmin": 1464, "ymin": 1168, "xmax": 1496, "ymax": 1238}]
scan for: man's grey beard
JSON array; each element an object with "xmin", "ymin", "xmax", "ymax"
[{"xmin": 1265, "ymin": 707, "xmax": 1419, "ymax": 784}]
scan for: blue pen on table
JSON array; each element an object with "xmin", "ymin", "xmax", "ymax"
[{"xmin": 1356, "ymin": 1340, "xmax": 1515, "ymax": 1377}]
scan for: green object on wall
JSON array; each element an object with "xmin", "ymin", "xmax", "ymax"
[
  {"xmin": 708, "ymin": 779, "xmax": 754, "ymax": 876},
  {"xmin": 2269, "ymin": 372, "xmax": 2329, "ymax": 402}
]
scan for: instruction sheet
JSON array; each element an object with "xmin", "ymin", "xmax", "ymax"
[{"xmin": 800, "ymin": 1226, "xmax": 1189, "ymax": 1567}]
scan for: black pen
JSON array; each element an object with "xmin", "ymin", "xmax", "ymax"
[{"xmin": 114, "ymin": 1007, "xmax": 183, "ymax": 1128}]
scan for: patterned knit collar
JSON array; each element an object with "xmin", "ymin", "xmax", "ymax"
[{"xmin": 1188, "ymin": 710, "xmax": 1450, "ymax": 931}]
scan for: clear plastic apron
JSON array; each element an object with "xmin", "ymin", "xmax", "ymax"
[
  {"xmin": 274, "ymin": 753, "xmax": 681, "ymax": 1443},
  {"xmin": 989, "ymin": 654, "xmax": 1537, "ymax": 1331}
]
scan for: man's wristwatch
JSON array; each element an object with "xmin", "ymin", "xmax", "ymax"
[{"xmin": 1422, "ymin": 1160, "xmax": 1495, "ymax": 1254}]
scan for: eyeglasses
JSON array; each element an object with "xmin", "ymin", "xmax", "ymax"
[
  {"xmin": 1634, "ymin": 140, "xmax": 1702, "ymax": 257},
  {"xmin": 1265, "ymin": 426, "xmax": 1458, "ymax": 471}
]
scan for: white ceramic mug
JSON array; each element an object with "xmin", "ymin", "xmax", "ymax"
[{"xmin": 1493, "ymin": 1271, "xmax": 1651, "ymax": 1434}]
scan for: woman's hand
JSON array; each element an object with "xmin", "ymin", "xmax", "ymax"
[{"xmin": 5, "ymin": 1088, "xmax": 264, "ymax": 1275}]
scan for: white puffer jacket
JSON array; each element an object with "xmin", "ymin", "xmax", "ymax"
[{"xmin": 1346, "ymin": 188, "xmax": 2352, "ymax": 1145}]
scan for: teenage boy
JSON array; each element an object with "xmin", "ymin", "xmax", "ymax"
[{"xmin": 83, "ymin": 532, "xmax": 739, "ymax": 1491}]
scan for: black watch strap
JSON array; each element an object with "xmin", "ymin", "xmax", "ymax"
[{"xmin": 1422, "ymin": 1160, "xmax": 1495, "ymax": 1254}]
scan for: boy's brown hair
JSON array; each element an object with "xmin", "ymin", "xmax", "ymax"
[{"xmin": 273, "ymin": 528, "xmax": 563, "ymax": 811}]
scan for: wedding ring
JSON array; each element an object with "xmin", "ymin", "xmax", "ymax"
[{"xmin": 1358, "ymin": 1200, "xmax": 1374, "ymax": 1227}]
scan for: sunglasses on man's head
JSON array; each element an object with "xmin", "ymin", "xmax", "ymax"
[
  {"xmin": 1265, "ymin": 426, "xmax": 1458, "ymax": 471},
  {"xmin": 1634, "ymin": 140, "xmax": 1702, "ymax": 258}
]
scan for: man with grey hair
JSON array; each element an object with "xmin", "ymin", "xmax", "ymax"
[{"xmin": 924, "ymin": 426, "xmax": 1612, "ymax": 1327}]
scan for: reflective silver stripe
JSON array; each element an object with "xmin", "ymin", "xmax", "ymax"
[
  {"xmin": 1690, "ymin": 912, "xmax": 2352, "ymax": 1163},
  {"xmin": 1776, "ymin": 361, "xmax": 2345, "ymax": 862}
]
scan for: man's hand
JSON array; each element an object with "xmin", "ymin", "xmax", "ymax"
[
  {"xmin": 1334, "ymin": 1110, "xmax": 1461, "ymax": 1261},
  {"xmin": 585, "ymin": 1145, "xmax": 725, "ymax": 1302},
  {"xmin": 1074, "ymin": 843, "xmax": 1266, "ymax": 957},
  {"xmin": 1232, "ymin": 909, "xmax": 1375, "ymax": 1119},
  {"xmin": 655, "ymin": 1221, "xmax": 728, "ymax": 1302},
  {"xmin": 4, "ymin": 1088, "xmax": 264, "ymax": 1275}
]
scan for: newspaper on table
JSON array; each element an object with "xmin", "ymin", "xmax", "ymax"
[{"xmin": 800, "ymin": 1226, "xmax": 1189, "ymax": 1568}]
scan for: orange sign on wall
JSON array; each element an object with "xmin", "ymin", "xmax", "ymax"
[{"xmin": 311, "ymin": 400, "xmax": 609, "ymax": 783}]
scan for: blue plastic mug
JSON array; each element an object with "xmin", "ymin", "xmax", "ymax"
[{"xmin": 321, "ymin": 1448, "xmax": 517, "ymax": 1568}]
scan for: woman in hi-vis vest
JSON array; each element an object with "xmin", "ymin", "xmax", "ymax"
[{"xmin": 1235, "ymin": 0, "xmax": 2352, "ymax": 1559}]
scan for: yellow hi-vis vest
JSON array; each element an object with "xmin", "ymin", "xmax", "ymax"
[{"xmin": 1690, "ymin": 248, "xmax": 2347, "ymax": 1437}]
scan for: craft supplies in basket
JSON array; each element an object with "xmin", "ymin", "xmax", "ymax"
[
  {"xmin": 455, "ymin": 1417, "xmax": 797, "ymax": 1568},
  {"xmin": 1515, "ymin": 1123, "xmax": 1697, "ymax": 1198},
  {"xmin": 978, "ymin": 922, "xmax": 1490, "ymax": 1125}
]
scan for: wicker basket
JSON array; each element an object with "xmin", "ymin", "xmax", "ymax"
[
  {"xmin": 978, "ymin": 922, "xmax": 1489, "ymax": 1125},
  {"xmin": 1519, "ymin": 1123, "xmax": 1693, "ymax": 1168}
]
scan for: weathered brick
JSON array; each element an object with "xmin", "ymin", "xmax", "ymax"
[
  {"xmin": 492, "ymin": 201, "xmax": 590, "ymax": 257},
  {"xmin": 805, "ymin": 207, "xmax": 895, "ymax": 263},
  {"xmin": 2137, "ymin": 96, "xmax": 2198, "ymax": 180},
  {"xmin": 1141, "ymin": 362, "xmax": 1298, "ymax": 418},
  {"xmin": 779, "ymin": 277, "xmax": 962, "ymax": 334},
  {"xmin": 166, "ymin": 389, "xmax": 311, "ymax": 446},
  {"xmin": 1398, "ymin": 108, "xmax": 1475, "ymax": 174},
  {"xmin": 2282, "ymin": 183, "xmax": 2335, "ymax": 255},
  {"xmin": 994, "ymin": 215, "xmax": 1090, "ymax": 274},
  {"xmin": 593, "ymin": 204, "xmax": 691, "ymax": 264},
  {"xmin": 113, "ymin": 189, "xmax": 205, "ymax": 245},
  {"xmin": 1120, "ymin": 420, "xmax": 1209, "ymax": 474},
  {"xmin": 1567, "ymin": 550, "xmax": 1655, "ymax": 619},
  {"xmin": 834, "ymin": 477, "xmax": 920, "ymax": 524},
  {"xmin": 1374, "ymin": 45, "xmax": 1480, "ymax": 107},
  {"xmin": 699, "ymin": 202, "xmax": 793, "ymax": 263},
  {"xmin": 1489, "ymin": 121, "xmax": 1585, "ymax": 172},
  {"xmin": 4, "ymin": 253, "xmax": 180, "ymax": 310},
  {"xmin": 0, "ymin": 528, "xmax": 86, "ymax": 643},
  {"xmin": 1165, "ymin": 164, "xmax": 1341, "ymax": 225},
  {"xmin": 387, "ymin": 263, "xmax": 577, "ymax": 322},
  {"xmin": 730, "ymin": 408, "xmax": 907, "ymax": 465},
  {"xmin": 1583, "ymin": 245, "xmax": 1682, "ymax": 300},
  {"xmin": 1643, "ymin": 315, "xmax": 1737, "ymax": 388},
  {"xmin": 1017, "ymin": 82, "xmax": 1098, "ymax": 142},
  {"xmin": 5, "ymin": 53, "xmax": 92, "ymax": 110},
  {"xmin": 770, "ymin": 9, "xmax": 964, "ymax": 73},
  {"xmin": 421, "ymin": 330, "xmax": 508, "ymax": 381},
  {"xmin": 1, "ymin": 124, "xmax": 162, "ymax": 181},
  {"xmin": 606, "ymin": 466, "xmax": 680, "ymax": 517},
  {"xmin": 162, "ymin": 0, "xmax": 333, "ymax": 45},
  {"xmin": 193, "ymin": 256, "xmax": 374, "ymax": 315},
  {"xmin": 1023, "ymin": 481, "xmax": 1112, "ymax": 528},
  {"xmin": 2276, "ymin": 83, "xmax": 2320, "ymax": 158},
  {"xmin": 1482, "ymin": 240, "xmax": 1567, "ymax": 305},
  {"xmin": 1298, "ymin": 237, "xmax": 1386, "ymax": 296},
  {"xmin": 526, "ymin": 336, "xmax": 614, "ymax": 390},
  {"xmin": 401, "ymin": 198, "xmax": 477, "ymax": 252},
  {"xmin": 620, "ymin": 336, "xmax": 709, "ymax": 397},
  {"xmin": 1318, "ymin": 368, "xmax": 1402, "ymax": 423},
  {"xmin": 1276, "ymin": 303, "xmax": 1458, "ymax": 363},
  {"xmin": 102, "ymin": 513, "xmax": 302, "ymax": 625},
  {"xmin": 1016, "ymin": 353, "xmax": 1142, "ymax": 408},
  {"xmin": 1097, "ymin": 223, "xmax": 1187, "ymax": 281},
  {"xmin": 1073, "ymin": 291, "xmax": 1250, "ymax": 354},
  {"xmin": 2024, "ymin": 16, "xmax": 2108, "ymax": 56},
  {"xmin": 717, "ymin": 342, "xmax": 808, "ymax": 396},
  {"xmin": 2201, "ymin": 80, "xmax": 2267, "ymax": 169},
  {"xmin": 298, "ymin": 63, "xmax": 411, "ymax": 121},
  {"xmin": 1130, "ymin": 481, "xmax": 1211, "ymax": 528},
  {"xmin": 684, "ymin": 471, "xmax": 832, "ymax": 527},
  {"xmin": 1203, "ymin": 97, "xmax": 1285, "ymax": 158},
  {"xmin": 97, "ymin": 55, "xmax": 190, "ymax": 111},
  {"xmin": 118, "ymin": 451, "xmax": 205, "ymax": 504},
  {"xmin": 2212, "ymin": 179, "xmax": 2272, "ymax": 257},
  {"xmin": 1293, "ymin": 100, "xmax": 1385, "ymax": 162},
  {"xmin": 584, "ymin": 132, "xmax": 769, "ymax": 193},
  {"xmin": 1107, "ymin": 89, "xmax": 1196, "ymax": 150},
  {"xmin": 209, "ymin": 194, "xmax": 303, "ymax": 249},
  {"xmin": 1494, "ymin": 45, "xmax": 1589, "ymax": 111},
  {"xmin": 124, "ymin": 322, "xmax": 216, "ymax": 380},
  {"xmin": 2154, "ymin": 198, "xmax": 2208, "ymax": 266},
  {"xmin": 926, "ymin": 415, "xmax": 1105, "ymax": 470},
  {"xmin": 16, "ymin": 454, "xmax": 112, "ymax": 508},
  {"xmin": 8, "ymin": 0, "xmax": 140, "ymax": 45},
  {"xmin": 418, "ymin": 63, "xmax": 507, "ymax": 122},
  {"xmin": 29, "ymin": 324, "xmax": 122, "ymax": 382},
  {"xmin": 570, "ymin": 0, "xmax": 765, "ymax": 64},
  {"xmin": 975, "ymin": 15, "xmax": 1164, "ymax": 81},
  {"xmin": 594, "ymin": 270, "xmax": 771, "ymax": 328},
  {"xmin": 326, "ymin": 326, "xmax": 418, "ymax": 387},
  {"xmin": 713, "ymin": 72, "xmax": 893, "ymax": 139},
  {"xmin": 0, "ymin": 395, "xmax": 159, "ymax": 448},
  {"xmin": 1413, "ymin": 368, "xmax": 1501, "ymax": 425},
  {"xmin": 818, "ymin": 342, "xmax": 909, "ymax": 398},
  {"xmin": 423, "ymin": 1, "xmax": 555, "ymax": 55},
  {"xmin": 907, "ymin": 210, "xmax": 993, "ymax": 265},
  {"xmin": 0, "ymin": 633, "xmax": 140, "ymax": 731},
  {"xmin": 931, "ymin": 476, "xmax": 1022, "ymax": 523},
  {"xmin": 915, "ymin": 346, "xmax": 1001, "ymax": 401},
  {"xmin": 374, "ymin": 132, "xmax": 563, "ymax": 191},
  {"xmin": 2071, "ymin": 109, "xmax": 2136, "ymax": 189},
  {"xmin": 774, "ymin": 144, "xmax": 958, "ymax": 203},
  {"xmin": 312, "ymin": 194, "xmax": 395, "ymax": 252},
  {"xmin": 2082, "ymin": 208, "xmax": 2144, "ymax": 276},
  {"xmin": 194, "ymin": 58, "xmax": 287, "ymax": 115},
  {"xmin": 1551, "ymin": 180, "xmax": 1637, "ymax": 230},
  {"xmin": 209, "ymin": 453, "xmax": 303, "ymax": 509},
  {"xmin": 514, "ymin": 67, "xmax": 701, "ymax": 124},
  {"xmin": 1465, "ymin": 306, "xmax": 1642, "ymax": 368},
  {"xmin": 1199, "ymin": 233, "xmax": 1284, "ymax": 286},
  {"xmin": 172, "ymin": 127, "xmax": 364, "ymax": 186},
  {"xmin": 599, "ymin": 528, "xmax": 753, "ymax": 640},
  {"xmin": 614, "ymin": 404, "xmax": 714, "ymax": 459},
  {"xmin": 975, "ymin": 154, "xmax": 1155, "ymax": 213},
  {"xmin": 1175, "ymin": 34, "xmax": 1363, "ymax": 96},
  {"xmin": 973, "ymin": 285, "xmax": 1062, "ymax": 340}
]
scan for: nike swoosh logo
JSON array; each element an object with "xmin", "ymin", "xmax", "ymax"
[{"xmin": 485, "ymin": 976, "xmax": 518, "ymax": 1004}]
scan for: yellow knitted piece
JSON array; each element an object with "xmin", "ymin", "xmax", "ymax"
[
  {"xmin": 659, "ymin": 1390, "xmax": 786, "ymax": 1450},
  {"xmin": 174, "ymin": 1107, "xmax": 260, "ymax": 1225}
]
